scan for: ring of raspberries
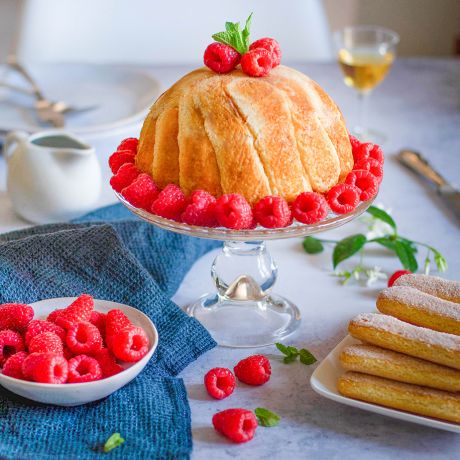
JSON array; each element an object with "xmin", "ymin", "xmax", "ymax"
[
  {"xmin": 0, "ymin": 295, "xmax": 150, "ymax": 384},
  {"xmin": 109, "ymin": 134, "xmax": 383, "ymax": 230}
]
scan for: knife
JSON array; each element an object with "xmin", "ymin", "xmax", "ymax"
[{"xmin": 397, "ymin": 149, "xmax": 460, "ymax": 222}]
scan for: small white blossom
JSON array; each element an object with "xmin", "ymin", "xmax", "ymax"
[{"xmin": 364, "ymin": 266, "xmax": 387, "ymax": 286}]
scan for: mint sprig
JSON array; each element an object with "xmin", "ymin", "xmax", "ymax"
[
  {"xmin": 254, "ymin": 407, "xmax": 281, "ymax": 427},
  {"xmin": 275, "ymin": 343, "xmax": 317, "ymax": 365},
  {"xmin": 212, "ymin": 13, "xmax": 253, "ymax": 55},
  {"xmin": 103, "ymin": 433, "xmax": 125, "ymax": 453}
]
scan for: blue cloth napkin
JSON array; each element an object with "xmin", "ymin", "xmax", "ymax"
[{"xmin": 0, "ymin": 204, "xmax": 220, "ymax": 459}]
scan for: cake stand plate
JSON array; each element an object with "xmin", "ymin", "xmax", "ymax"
[{"xmin": 117, "ymin": 194, "xmax": 373, "ymax": 347}]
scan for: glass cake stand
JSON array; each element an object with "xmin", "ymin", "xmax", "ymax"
[{"xmin": 116, "ymin": 193, "xmax": 373, "ymax": 347}]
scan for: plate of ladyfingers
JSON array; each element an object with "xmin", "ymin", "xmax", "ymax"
[{"xmin": 311, "ymin": 274, "xmax": 460, "ymax": 433}]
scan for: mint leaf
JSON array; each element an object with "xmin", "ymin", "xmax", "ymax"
[
  {"xmin": 275, "ymin": 342, "xmax": 290, "ymax": 356},
  {"xmin": 394, "ymin": 240, "xmax": 418, "ymax": 272},
  {"xmin": 212, "ymin": 31, "xmax": 235, "ymax": 48},
  {"xmin": 332, "ymin": 234, "xmax": 367, "ymax": 269},
  {"xmin": 299, "ymin": 348, "xmax": 317, "ymax": 365},
  {"xmin": 212, "ymin": 14, "xmax": 253, "ymax": 54},
  {"xmin": 255, "ymin": 407, "xmax": 281, "ymax": 427},
  {"xmin": 303, "ymin": 236, "xmax": 324, "ymax": 254},
  {"xmin": 283, "ymin": 354, "xmax": 298, "ymax": 364},
  {"xmin": 103, "ymin": 433, "xmax": 125, "ymax": 453},
  {"xmin": 366, "ymin": 206, "xmax": 397, "ymax": 232},
  {"xmin": 242, "ymin": 13, "xmax": 253, "ymax": 51}
]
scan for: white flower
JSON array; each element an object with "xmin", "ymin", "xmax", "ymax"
[{"xmin": 365, "ymin": 266, "xmax": 387, "ymax": 286}]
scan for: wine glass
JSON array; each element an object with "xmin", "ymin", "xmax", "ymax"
[{"xmin": 333, "ymin": 25, "xmax": 399, "ymax": 143}]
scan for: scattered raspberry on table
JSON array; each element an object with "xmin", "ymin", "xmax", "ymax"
[
  {"xmin": 204, "ymin": 367, "xmax": 236, "ymax": 400},
  {"xmin": 212, "ymin": 408, "xmax": 258, "ymax": 443},
  {"xmin": 234, "ymin": 355, "xmax": 271, "ymax": 386}
]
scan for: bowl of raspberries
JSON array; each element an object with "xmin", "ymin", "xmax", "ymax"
[{"xmin": 0, "ymin": 295, "xmax": 158, "ymax": 406}]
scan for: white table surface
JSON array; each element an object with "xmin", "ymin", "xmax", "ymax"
[{"xmin": 1, "ymin": 59, "xmax": 460, "ymax": 459}]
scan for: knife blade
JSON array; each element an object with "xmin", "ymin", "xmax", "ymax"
[{"xmin": 397, "ymin": 149, "xmax": 460, "ymax": 222}]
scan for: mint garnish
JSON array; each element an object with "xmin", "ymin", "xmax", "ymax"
[
  {"xmin": 212, "ymin": 13, "xmax": 253, "ymax": 55},
  {"xmin": 255, "ymin": 407, "xmax": 281, "ymax": 427},
  {"xmin": 103, "ymin": 433, "xmax": 125, "ymax": 453},
  {"xmin": 275, "ymin": 343, "xmax": 317, "ymax": 365}
]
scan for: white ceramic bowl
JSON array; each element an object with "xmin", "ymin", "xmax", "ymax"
[{"xmin": 0, "ymin": 297, "xmax": 158, "ymax": 406}]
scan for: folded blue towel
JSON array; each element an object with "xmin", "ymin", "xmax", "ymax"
[{"xmin": 0, "ymin": 204, "xmax": 220, "ymax": 459}]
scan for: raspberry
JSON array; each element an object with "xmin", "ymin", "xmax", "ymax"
[
  {"xmin": 253, "ymin": 196, "xmax": 291, "ymax": 228},
  {"xmin": 352, "ymin": 142, "xmax": 374, "ymax": 163},
  {"xmin": 117, "ymin": 137, "xmax": 138, "ymax": 153},
  {"xmin": 181, "ymin": 190, "xmax": 217, "ymax": 227},
  {"xmin": 0, "ymin": 303, "xmax": 34, "ymax": 332},
  {"xmin": 92, "ymin": 348, "xmax": 123, "ymax": 378},
  {"xmin": 90, "ymin": 311, "xmax": 106, "ymax": 340},
  {"xmin": 354, "ymin": 157, "xmax": 384, "ymax": 184},
  {"xmin": 56, "ymin": 294, "xmax": 94, "ymax": 330},
  {"xmin": 204, "ymin": 42, "xmax": 240, "ymax": 74},
  {"xmin": 369, "ymin": 144, "xmax": 384, "ymax": 164},
  {"xmin": 151, "ymin": 184, "xmax": 187, "ymax": 221},
  {"xmin": 291, "ymin": 192, "xmax": 328, "ymax": 224},
  {"xmin": 204, "ymin": 367, "xmax": 236, "ymax": 400},
  {"xmin": 388, "ymin": 270, "xmax": 412, "ymax": 287},
  {"xmin": 23, "ymin": 353, "xmax": 68, "ymax": 384},
  {"xmin": 122, "ymin": 173, "xmax": 160, "ymax": 210},
  {"xmin": 47, "ymin": 308, "xmax": 64, "ymax": 323},
  {"xmin": 105, "ymin": 309, "xmax": 131, "ymax": 349},
  {"xmin": 234, "ymin": 355, "xmax": 271, "ymax": 386},
  {"xmin": 241, "ymin": 48, "xmax": 272, "ymax": 77},
  {"xmin": 110, "ymin": 163, "xmax": 140, "ymax": 193},
  {"xmin": 68, "ymin": 354, "xmax": 102, "ymax": 383},
  {"xmin": 109, "ymin": 150, "xmax": 136, "ymax": 174},
  {"xmin": 25, "ymin": 319, "xmax": 65, "ymax": 346},
  {"xmin": 215, "ymin": 194, "xmax": 253, "ymax": 229},
  {"xmin": 349, "ymin": 134, "xmax": 360, "ymax": 151},
  {"xmin": 345, "ymin": 170, "xmax": 379, "ymax": 201},
  {"xmin": 66, "ymin": 322, "xmax": 102, "ymax": 355},
  {"xmin": 0, "ymin": 330, "xmax": 24, "ymax": 366},
  {"xmin": 29, "ymin": 332, "xmax": 63, "ymax": 355},
  {"xmin": 63, "ymin": 346, "xmax": 74, "ymax": 360},
  {"xmin": 249, "ymin": 37, "xmax": 281, "ymax": 68},
  {"xmin": 111, "ymin": 326, "xmax": 149, "ymax": 363},
  {"xmin": 2, "ymin": 351, "xmax": 28, "ymax": 379},
  {"xmin": 212, "ymin": 409, "xmax": 258, "ymax": 443},
  {"xmin": 326, "ymin": 183, "xmax": 360, "ymax": 214}
]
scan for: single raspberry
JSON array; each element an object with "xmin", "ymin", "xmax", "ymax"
[
  {"xmin": 117, "ymin": 137, "xmax": 138, "ymax": 153},
  {"xmin": 90, "ymin": 311, "xmax": 106, "ymax": 340},
  {"xmin": 369, "ymin": 144, "xmax": 384, "ymax": 163},
  {"xmin": 121, "ymin": 173, "xmax": 160, "ymax": 210},
  {"xmin": 253, "ymin": 196, "xmax": 291, "ymax": 228},
  {"xmin": 349, "ymin": 134, "xmax": 360, "ymax": 151},
  {"xmin": 68, "ymin": 354, "xmax": 102, "ymax": 383},
  {"xmin": 326, "ymin": 183, "xmax": 360, "ymax": 214},
  {"xmin": 352, "ymin": 142, "xmax": 374, "ymax": 163},
  {"xmin": 110, "ymin": 163, "xmax": 140, "ymax": 193},
  {"xmin": 92, "ymin": 348, "xmax": 123, "ymax": 378},
  {"xmin": 345, "ymin": 170, "xmax": 379, "ymax": 201},
  {"xmin": 29, "ymin": 332, "xmax": 64, "ymax": 355},
  {"xmin": 66, "ymin": 322, "xmax": 103, "ymax": 355},
  {"xmin": 25, "ymin": 319, "xmax": 65, "ymax": 346},
  {"xmin": 234, "ymin": 355, "xmax": 271, "ymax": 386},
  {"xmin": 204, "ymin": 42, "xmax": 240, "ymax": 74},
  {"xmin": 105, "ymin": 309, "xmax": 132, "ymax": 349},
  {"xmin": 241, "ymin": 48, "xmax": 272, "ymax": 77},
  {"xmin": 291, "ymin": 192, "xmax": 328, "ymax": 224},
  {"xmin": 56, "ymin": 294, "xmax": 94, "ymax": 330},
  {"xmin": 47, "ymin": 308, "xmax": 64, "ymax": 323},
  {"xmin": 2, "ymin": 351, "xmax": 28, "ymax": 379},
  {"xmin": 0, "ymin": 330, "xmax": 24, "ymax": 366},
  {"xmin": 109, "ymin": 150, "xmax": 135, "ymax": 174},
  {"xmin": 151, "ymin": 184, "xmax": 188, "ymax": 221},
  {"xmin": 215, "ymin": 194, "xmax": 253, "ymax": 229},
  {"xmin": 23, "ymin": 352, "xmax": 68, "ymax": 384},
  {"xmin": 249, "ymin": 37, "xmax": 281, "ymax": 67},
  {"xmin": 111, "ymin": 326, "xmax": 149, "ymax": 363},
  {"xmin": 0, "ymin": 303, "xmax": 34, "ymax": 332},
  {"xmin": 354, "ymin": 157, "xmax": 384, "ymax": 184},
  {"xmin": 181, "ymin": 190, "xmax": 218, "ymax": 227},
  {"xmin": 212, "ymin": 409, "xmax": 258, "ymax": 443},
  {"xmin": 388, "ymin": 270, "xmax": 412, "ymax": 287},
  {"xmin": 204, "ymin": 367, "xmax": 236, "ymax": 400}
]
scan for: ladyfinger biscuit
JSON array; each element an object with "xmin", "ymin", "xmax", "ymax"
[
  {"xmin": 348, "ymin": 313, "xmax": 460, "ymax": 370},
  {"xmin": 340, "ymin": 344, "xmax": 460, "ymax": 392},
  {"xmin": 394, "ymin": 274, "xmax": 460, "ymax": 303},
  {"xmin": 338, "ymin": 371, "xmax": 460, "ymax": 424},
  {"xmin": 377, "ymin": 286, "xmax": 460, "ymax": 335}
]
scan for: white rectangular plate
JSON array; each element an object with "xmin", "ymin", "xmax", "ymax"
[{"xmin": 310, "ymin": 335, "xmax": 460, "ymax": 433}]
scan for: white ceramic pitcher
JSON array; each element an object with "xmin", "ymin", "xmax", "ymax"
[{"xmin": 4, "ymin": 130, "xmax": 101, "ymax": 224}]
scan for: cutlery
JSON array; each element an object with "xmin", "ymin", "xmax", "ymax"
[{"xmin": 397, "ymin": 149, "xmax": 460, "ymax": 222}]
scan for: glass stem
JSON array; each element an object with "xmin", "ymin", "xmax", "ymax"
[{"xmin": 356, "ymin": 90, "xmax": 370, "ymax": 139}]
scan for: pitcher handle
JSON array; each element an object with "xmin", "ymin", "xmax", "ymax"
[{"xmin": 4, "ymin": 131, "xmax": 28, "ymax": 162}]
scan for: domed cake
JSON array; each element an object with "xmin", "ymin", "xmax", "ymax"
[{"xmin": 135, "ymin": 65, "xmax": 354, "ymax": 204}]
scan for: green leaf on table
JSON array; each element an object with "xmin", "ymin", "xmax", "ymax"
[
  {"xmin": 283, "ymin": 354, "xmax": 298, "ymax": 364},
  {"xmin": 103, "ymin": 433, "xmax": 125, "ymax": 453},
  {"xmin": 372, "ymin": 236, "xmax": 396, "ymax": 251},
  {"xmin": 303, "ymin": 236, "xmax": 324, "ymax": 254},
  {"xmin": 255, "ymin": 407, "xmax": 281, "ymax": 427},
  {"xmin": 394, "ymin": 239, "xmax": 418, "ymax": 272},
  {"xmin": 366, "ymin": 206, "xmax": 397, "ymax": 232},
  {"xmin": 299, "ymin": 348, "xmax": 317, "ymax": 365},
  {"xmin": 275, "ymin": 342, "xmax": 290, "ymax": 355},
  {"xmin": 276, "ymin": 342, "xmax": 298, "ymax": 363},
  {"xmin": 332, "ymin": 234, "xmax": 367, "ymax": 269}
]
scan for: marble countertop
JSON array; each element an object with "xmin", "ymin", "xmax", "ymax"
[{"xmin": 1, "ymin": 58, "xmax": 460, "ymax": 459}]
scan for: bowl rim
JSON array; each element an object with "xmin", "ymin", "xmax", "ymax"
[{"xmin": 0, "ymin": 297, "xmax": 159, "ymax": 389}]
